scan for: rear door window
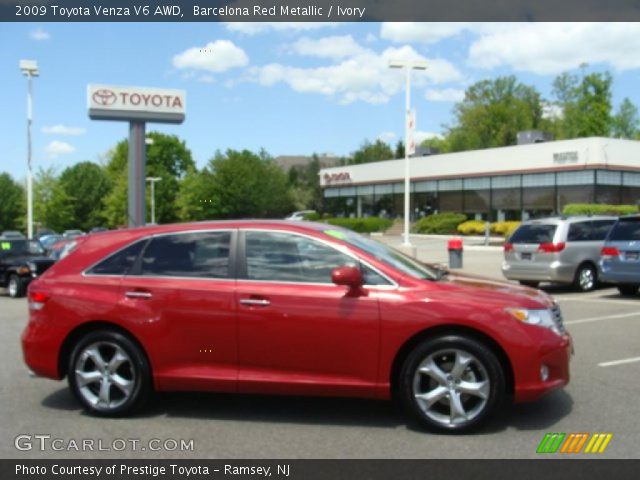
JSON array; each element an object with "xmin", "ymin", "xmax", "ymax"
[
  {"xmin": 509, "ymin": 224, "xmax": 557, "ymax": 244},
  {"xmin": 139, "ymin": 231, "xmax": 231, "ymax": 278},
  {"xmin": 567, "ymin": 222, "xmax": 590, "ymax": 242},
  {"xmin": 608, "ymin": 219, "xmax": 640, "ymax": 241},
  {"xmin": 588, "ymin": 220, "xmax": 616, "ymax": 241}
]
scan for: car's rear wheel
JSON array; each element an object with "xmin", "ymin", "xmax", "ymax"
[
  {"xmin": 399, "ymin": 335, "xmax": 505, "ymax": 432},
  {"xmin": 573, "ymin": 263, "xmax": 597, "ymax": 292},
  {"xmin": 68, "ymin": 330, "xmax": 151, "ymax": 416},
  {"xmin": 518, "ymin": 280, "xmax": 539, "ymax": 288},
  {"xmin": 617, "ymin": 285, "xmax": 639, "ymax": 296},
  {"xmin": 8, "ymin": 274, "xmax": 26, "ymax": 298}
]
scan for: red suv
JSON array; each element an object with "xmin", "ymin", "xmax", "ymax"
[{"xmin": 22, "ymin": 221, "xmax": 571, "ymax": 432}]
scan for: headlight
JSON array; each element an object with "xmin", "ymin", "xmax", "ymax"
[{"xmin": 506, "ymin": 307, "xmax": 561, "ymax": 334}]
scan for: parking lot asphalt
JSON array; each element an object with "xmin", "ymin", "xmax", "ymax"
[{"xmin": 1, "ymin": 236, "xmax": 639, "ymax": 459}]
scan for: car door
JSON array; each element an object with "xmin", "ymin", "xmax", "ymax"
[
  {"xmin": 117, "ymin": 230, "xmax": 238, "ymax": 393},
  {"xmin": 235, "ymin": 229, "xmax": 384, "ymax": 397}
]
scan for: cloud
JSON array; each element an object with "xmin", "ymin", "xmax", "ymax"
[
  {"xmin": 42, "ymin": 125, "xmax": 86, "ymax": 136},
  {"xmin": 172, "ymin": 40, "xmax": 248, "ymax": 73},
  {"xmin": 254, "ymin": 43, "xmax": 462, "ymax": 104},
  {"xmin": 377, "ymin": 131, "xmax": 397, "ymax": 144},
  {"xmin": 468, "ymin": 23, "xmax": 640, "ymax": 75},
  {"xmin": 425, "ymin": 88, "xmax": 465, "ymax": 102},
  {"xmin": 289, "ymin": 35, "xmax": 366, "ymax": 60},
  {"xmin": 29, "ymin": 28, "xmax": 50, "ymax": 41},
  {"xmin": 226, "ymin": 22, "xmax": 338, "ymax": 35},
  {"xmin": 44, "ymin": 141, "xmax": 75, "ymax": 158},
  {"xmin": 381, "ymin": 23, "xmax": 469, "ymax": 44}
]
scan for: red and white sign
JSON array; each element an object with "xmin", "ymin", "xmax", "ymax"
[
  {"xmin": 88, "ymin": 84, "xmax": 186, "ymax": 124},
  {"xmin": 323, "ymin": 172, "xmax": 352, "ymax": 185},
  {"xmin": 406, "ymin": 109, "xmax": 416, "ymax": 156}
]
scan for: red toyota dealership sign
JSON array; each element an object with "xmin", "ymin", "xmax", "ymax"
[{"xmin": 88, "ymin": 84, "xmax": 186, "ymax": 123}]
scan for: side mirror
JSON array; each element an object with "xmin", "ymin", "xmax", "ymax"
[{"xmin": 331, "ymin": 265, "xmax": 364, "ymax": 294}]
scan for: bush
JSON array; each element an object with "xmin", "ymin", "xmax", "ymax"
[
  {"xmin": 302, "ymin": 212, "xmax": 321, "ymax": 221},
  {"xmin": 324, "ymin": 217, "xmax": 393, "ymax": 233},
  {"xmin": 457, "ymin": 220, "xmax": 488, "ymax": 235},
  {"xmin": 413, "ymin": 212, "xmax": 467, "ymax": 234},
  {"xmin": 562, "ymin": 203, "xmax": 639, "ymax": 216},
  {"xmin": 491, "ymin": 221, "xmax": 521, "ymax": 238}
]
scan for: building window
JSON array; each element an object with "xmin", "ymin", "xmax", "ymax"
[
  {"xmin": 557, "ymin": 170, "xmax": 594, "ymax": 186},
  {"xmin": 522, "ymin": 173, "xmax": 555, "ymax": 187},
  {"xmin": 438, "ymin": 179, "xmax": 463, "ymax": 191},
  {"xmin": 597, "ymin": 170, "xmax": 622, "ymax": 186}
]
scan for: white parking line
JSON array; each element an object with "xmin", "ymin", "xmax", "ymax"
[
  {"xmin": 557, "ymin": 297, "xmax": 640, "ymax": 307},
  {"xmin": 565, "ymin": 311, "xmax": 640, "ymax": 325},
  {"xmin": 598, "ymin": 356, "xmax": 640, "ymax": 367}
]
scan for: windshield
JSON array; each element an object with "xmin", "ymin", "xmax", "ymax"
[
  {"xmin": 324, "ymin": 228, "xmax": 439, "ymax": 281},
  {"xmin": 0, "ymin": 239, "xmax": 45, "ymax": 256}
]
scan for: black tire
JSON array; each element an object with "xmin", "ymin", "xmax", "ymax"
[
  {"xmin": 573, "ymin": 263, "xmax": 597, "ymax": 292},
  {"xmin": 68, "ymin": 330, "xmax": 151, "ymax": 416},
  {"xmin": 617, "ymin": 285, "xmax": 639, "ymax": 296},
  {"xmin": 399, "ymin": 335, "xmax": 505, "ymax": 433},
  {"xmin": 518, "ymin": 280, "xmax": 539, "ymax": 288},
  {"xmin": 8, "ymin": 274, "xmax": 26, "ymax": 298}
]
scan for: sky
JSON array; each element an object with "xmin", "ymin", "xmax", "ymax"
[{"xmin": 3, "ymin": 22, "xmax": 640, "ymax": 180}]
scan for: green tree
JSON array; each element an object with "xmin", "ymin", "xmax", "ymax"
[
  {"xmin": 0, "ymin": 173, "xmax": 25, "ymax": 232},
  {"xmin": 58, "ymin": 161, "xmax": 111, "ymax": 231},
  {"xmin": 347, "ymin": 139, "xmax": 394, "ymax": 164},
  {"xmin": 286, "ymin": 154, "xmax": 323, "ymax": 212},
  {"xmin": 445, "ymin": 76, "xmax": 544, "ymax": 151},
  {"xmin": 102, "ymin": 132, "xmax": 195, "ymax": 227},
  {"xmin": 33, "ymin": 167, "xmax": 74, "ymax": 232},
  {"xmin": 552, "ymin": 71, "xmax": 613, "ymax": 138},
  {"xmin": 611, "ymin": 98, "xmax": 639, "ymax": 139},
  {"xmin": 394, "ymin": 140, "xmax": 405, "ymax": 159}
]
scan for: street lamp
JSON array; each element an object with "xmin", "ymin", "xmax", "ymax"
[
  {"xmin": 389, "ymin": 60, "xmax": 427, "ymax": 251},
  {"xmin": 19, "ymin": 60, "xmax": 39, "ymax": 239},
  {"xmin": 146, "ymin": 177, "xmax": 162, "ymax": 224}
]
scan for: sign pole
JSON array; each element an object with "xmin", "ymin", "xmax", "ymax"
[{"xmin": 128, "ymin": 121, "xmax": 146, "ymax": 227}]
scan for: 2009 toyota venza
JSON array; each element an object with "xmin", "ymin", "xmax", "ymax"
[{"xmin": 22, "ymin": 221, "xmax": 571, "ymax": 432}]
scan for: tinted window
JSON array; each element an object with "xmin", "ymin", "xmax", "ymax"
[
  {"xmin": 589, "ymin": 220, "xmax": 615, "ymax": 241},
  {"xmin": 609, "ymin": 219, "xmax": 640, "ymax": 241},
  {"xmin": 140, "ymin": 232, "xmax": 231, "ymax": 278},
  {"xmin": 509, "ymin": 224, "xmax": 557, "ymax": 244},
  {"xmin": 567, "ymin": 222, "xmax": 590, "ymax": 242},
  {"xmin": 245, "ymin": 231, "xmax": 360, "ymax": 283},
  {"xmin": 0, "ymin": 239, "xmax": 45, "ymax": 256},
  {"xmin": 88, "ymin": 240, "xmax": 146, "ymax": 275}
]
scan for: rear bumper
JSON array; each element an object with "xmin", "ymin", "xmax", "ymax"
[
  {"xmin": 502, "ymin": 260, "xmax": 575, "ymax": 284},
  {"xmin": 21, "ymin": 316, "xmax": 64, "ymax": 380},
  {"xmin": 599, "ymin": 262, "xmax": 640, "ymax": 285}
]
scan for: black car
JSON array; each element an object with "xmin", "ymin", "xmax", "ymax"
[{"xmin": 0, "ymin": 239, "xmax": 55, "ymax": 298}]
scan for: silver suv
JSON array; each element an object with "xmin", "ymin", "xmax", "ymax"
[{"xmin": 502, "ymin": 216, "xmax": 616, "ymax": 291}]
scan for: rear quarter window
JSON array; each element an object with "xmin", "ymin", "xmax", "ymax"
[
  {"xmin": 86, "ymin": 240, "xmax": 147, "ymax": 275},
  {"xmin": 509, "ymin": 224, "xmax": 557, "ymax": 244}
]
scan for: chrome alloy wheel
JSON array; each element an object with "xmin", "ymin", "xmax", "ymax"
[
  {"xmin": 578, "ymin": 267, "xmax": 595, "ymax": 291},
  {"xmin": 74, "ymin": 341, "xmax": 136, "ymax": 411},
  {"xmin": 8, "ymin": 276, "xmax": 18, "ymax": 297},
  {"xmin": 412, "ymin": 349, "xmax": 490, "ymax": 427}
]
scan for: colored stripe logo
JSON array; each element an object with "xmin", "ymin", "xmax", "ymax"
[{"xmin": 537, "ymin": 433, "xmax": 612, "ymax": 454}]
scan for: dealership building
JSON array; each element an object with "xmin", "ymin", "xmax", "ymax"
[{"xmin": 319, "ymin": 137, "xmax": 640, "ymax": 221}]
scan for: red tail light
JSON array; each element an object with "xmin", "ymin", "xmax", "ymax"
[
  {"xmin": 601, "ymin": 246, "xmax": 620, "ymax": 258},
  {"xmin": 538, "ymin": 242, "xmax": 566, "ymax": 253},
  {"xmin": 504, "ymin": 243, "xmax": 513, "ymax": 252},
  {"xmin": 28, "ymin": 290, "xmax": 50, "ymax": 310}
]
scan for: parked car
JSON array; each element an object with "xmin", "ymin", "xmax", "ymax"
[
  {"xmin": 22, "ymin": 221, "xmax": 571, "ymax": 432},
  {"xmin": 502, "ymin": 216, "xmax": 616, "ymax": 291},
  {"xmin": 599, "ymin": 214, "xmax": 640, "ymax": 296},
  {"xmin": 63, "ymin": 229, "xmax": 85, "ymax": 239},
  {"xmin": 285, "ymin": 210, "xmax": 316, "ymax": 221},
  {"xmin": 39, "ymin": 234, "xmax": 64, "ymax": 252},
  {"xmin": 0, "ymin": 238, "xmax": 55, "ymax": 298},
  {"xmin": 48, "ymin": 239, "xmax": 74, "ymax": 262},
  {"xmin": 89, "ymin": 227, "xmax": 108, "ymax": 234},
  {"xmin": 1, "ymin": 230, "xmax": 26, "ymax": 240},
  {"xmin": 35, "ymin": 229, "xmax": 57, "ymax": 240}
]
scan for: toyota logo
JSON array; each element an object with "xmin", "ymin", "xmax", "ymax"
[{"xmin": 92, "ymin": 89, "xmax": 117, "ymax": 106}]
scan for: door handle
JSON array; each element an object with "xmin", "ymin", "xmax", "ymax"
[
  {"xmin": 239, "ymin": 298, "xmax": 270, "ymax": 307},
  {"xmin": 125, "ymin": 291, "xmax": 152, "ymax": 299}
]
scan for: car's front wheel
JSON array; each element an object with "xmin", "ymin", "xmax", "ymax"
[
  {"xmin": 399, "ymin": 335, "xmax": 505, "ymax": 432},
  {"xmin": 68, "ymin": 330, "xmax": 151, "ymax": 416}
]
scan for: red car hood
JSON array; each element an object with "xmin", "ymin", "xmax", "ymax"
[{"xmin": 430, "ymin": 271, "xmax": 555, "ymax": 310}]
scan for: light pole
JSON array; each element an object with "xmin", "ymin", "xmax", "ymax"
[
  {"xmin": 146, "ymin": 177, "xmax": 161, "ymax": 224},
  {"xmin": 389, "ymin": 60, "xmax": 427, "ymax": 250},
  {"xmin": 19, "ymin": 60, "xmax": 39, "ymax": 239}
]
